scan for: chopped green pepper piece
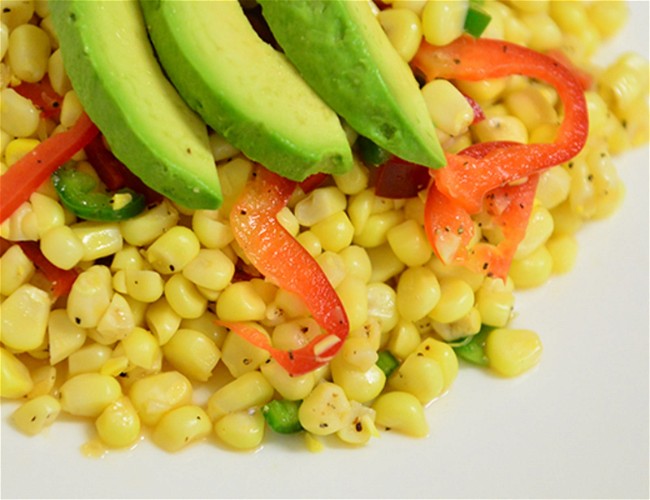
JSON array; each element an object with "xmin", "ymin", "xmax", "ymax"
[
  {"xmin": 357, "ymin": 136, "xmax": 392, "ymax": 167},
  {"xmin": 262, "ymin": 399, "xmax": 303, "ymax": 434},
  {"xmin": 376, "ymin": 350, "xmax": 400, "ymax": 378},
  {"xmin": 464, "ymin": 2, "xmax": 492, "ymax": 38},
  {"xmin": 453, "ymin": 325, "xmax": 492, "ymax": 366},
  {"xmin": 52, "ymin": 164, "xmax": 146, "ymax": 221}
]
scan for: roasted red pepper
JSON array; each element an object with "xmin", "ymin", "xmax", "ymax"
[
  {"xmin": 412, "ymin": 36, "xmax": 588, "ymax": 278},
  {"xmin": 0, "ymin": 112, "xmax": 99, "ymax": 223},
  {"xmin": 412, "ymin": 35, "xmax": 588, "ymax": 214},
  {"xmin": 219, "ymin": 166, "xmax": 349, "ymax": 375}
]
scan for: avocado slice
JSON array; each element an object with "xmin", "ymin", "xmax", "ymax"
[
  {"xmin": 50, "ymin": 0, "xmax": 222, "ymax": 210},
  {"xmin": 139, "ymin": 0, "xmax": 353, "ymax": 181},
  {"xmin": 258, "ymin": 0, "xmax": 445, "ymax": 169}
]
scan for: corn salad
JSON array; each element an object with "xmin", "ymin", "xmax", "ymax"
[{"xmin": 0, "ymin": 0, "xmax": 648, "ymax": 454}]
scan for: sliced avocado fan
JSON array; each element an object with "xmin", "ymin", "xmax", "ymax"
[
  {"xmin": 140, "ymin": 0, "xmax": 353, "ymax": 181},
  {"xmin": 50, "ymin": 0, "xmax": 222, "ymax": 210},
  {"xmin": 258, "ymin": 0, "xmax": 446, "ymax": 169}
]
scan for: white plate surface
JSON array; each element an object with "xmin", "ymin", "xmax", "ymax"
[{"xmin": 1, "ymin": 3, "xmax": 648, "ymax": 499}]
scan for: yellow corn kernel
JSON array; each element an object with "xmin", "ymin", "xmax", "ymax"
[
  {"xmin": 216, "ymin": 155, "xmax": 252, "ymax": 210},
  {"xmin": 58, "ymin": 90, "xmax": 83, "ymax": 129},
  {"xmin": 536, "ymin": 166, "xmax": 571, "ymax": 210},
  {"xmin": 128, "ymin": 371, "xmax": 193, "ymax": 427},
  {"xmin": 275, "ymin": 206, "xmax": 299, "ymax": 236},
  {"xmin": 296, "ymin": 230, "xmax": 322, "ymax": 257},
  {"xmin": 388, "ymin": 352, "xmax": 444, "ymax": 405},
  {"xmin": 331, "ymin": 355, "xmax": 385, "ymax": 404},
  {"xmin": 366, "ymin": 282, "xmax": 399, "ymax": 335},
  {"xmin": 120, "ymin": 200, "xmax": 179, "ymax": 247},
  {"xmin": 504, "ymin": 86, "xmax": 558, "ymax": 132},
  {"xmin": 428, "ymin": 278, "xmax": 474, "ymax": 324},
  {"xmin": 336, "ymin": 276, "xmax": 369, "ymax": 332},
  {"xmin": 299, "ymin": 382, "xmax": 352, "ymax": 436},
  {"xmin": 0, "ymin": 244, "xmax": 35, "ymax": 296},
  {"xmin": 47, "ymin": 48, "xmax": 72, "ymax": 95},
  {"xmin": 387, "ymin": 319, "xmax": 421, "ymax": 360},
  {"xmin": 336, "ymin": 401, "xmax": 379, "ymax": 446},
  {"xmin": 396, "ymin": 266, "xmax": 441, "ymax": 321},
  {"xmin": 59, "ymin": 373, "xmax": 122, "ymax": 417},
  {"xmin": 550, "ymin": 200, "xmax": 583, "ymax": 235},
  {"xmin": 184, "ymin": 249, "xmax": 235, "ymax": 293},
  {"xmin": 485, "ymin": 328, "xmax": 542, "ymax": 377},
  {"xmin": 316, "ymin": 250, "xmax": 347, "ymax": 288},
  {"xmin": 472, "ymin": 115, "xmax": 529, "ymax": 144},
  {"xmin": 587, "ymin": 0, "xmax": 628, "ymax": 38},
  {"xmin": 272, "ymin": 317, "xmax": 320, "ymax": 351},
  {"xmin": 598, "ymin": 53, "xmax": 649, "ymax": 116},
  {"xmin": 332, "ymin": 157, "xmax": 369, "ymax": 195},
  {"xmin": 339, "ymin": 335, "xmax": 378, "ymax": 372},
  {"xmin": 67, "ymin": 343, "xmax": 112, "ymax": 376},
  {"xmin": 422, "ymin": 79, "xmax": 474, "ymax": 137},
  {"xmin": 180, "ymin": 311, "xmax": 227, "ymax": 348},
  {"xmin": 95, "ymin": 396, "xmax": 141, "ymax": 448},
  {"xmin": 191, "ymin": 209, "xmax": 234, "ymax": 249},
  {"xmin": 67, "ymin": 265, "xmax": 113, "ymax": 328},
  {"xmin": 206, "ymin": 371, "xmax": 274, "ymax": 421},
  {"xmin": 413, "ymin": 337, "xmax": 458, "ymax": 391},
  {"xmin": 123, "ymin": 268, "xmax": 164, "ymax": 304},
  {"xmin": 164, "ymin": 273, "xmax": 207, "ymax": 319},
  {"xmin": 208, "ymin": 131, "xmax": 239, "ymax": 162},
  {"xmin": 387, "ymin": 219, "xmax": 432, "ymax": 267},
  {"xmin": 454, "ymin": 78, "xmax": 507, "ymax": 106},
  {"xmin": 0, "ymin": 88, "xmax": 40, "ymax": 137},
  {"xmin": 519, "ymin": 13, "xmax": 562, "ymax": 52},
  {"xmin": 378, "ymin": 7, "xmax": 422, "ymax": 61},
  {"xmin": 162, "ymin": 328, "xmax": 221, "ymax": 382},
  {"xmin": 100, "ymin": 356, "xmax": 130, "ymax": 378},
  {"xmin": 367, "ymin": 243, "xmax": 406, "ymax": 283},
  {"xmin": 71, "ymin": 221, "xmax": 123, "ymax": 261},
  {"xmin": 372, "ymin": 391, "xmax": 428, "ymax": 437},
  {"xmin": 39, "ymin": 225, "xmax": 85, "ymax": 270},
  {"xmin": 260, "ymin": 358, "xmax": 315, "ymax": 401},
  {"xmin": 1, "ymin": 283, "xmax": 50, "ymax": 352},
  {"xmin": 4, "ymin": 138, "xmax": 40, "ymax": 167},
  {"xmin": 421, "ymin": 0, "xmax": 468, "ymax": 46},
  {"xmin": 220, "ymin": 328, "xmax": 270, "ymax": 377},
  {"xmin": 47, "ymin": 308, "xmax": 86, "ymax": 365},
  {"xmin": 216, "ymin": 280, "xmax": 266, "ymax": 322},
  {"xmin": 0, "ymin": 200, "xmax": 39, "ymax": 242},
  {"xmin": 353, "ymin": 210, "xmax": 404, "ymax": 248},
  {"xmin": 0, "ymin": 347, "xmax": 33, "ymax": 398},
  {"xmin": 311, "ymin": 211, "xmax": 355, "ymax": 253},
  {"xmin": 514, "ymin": 205, "xmax": 554, "ymax": 259},
  {"xmin": 546, "ymin": 234, "xmax": 578, "ymax": 275},
  {"xmin": 152, "ymin": 405, "xmax": 211, "ymax": 452},
  {"xmin": 509, "ymin": 245, "xmax": 553, "ymax": 289},
  {"xmin": 8, "ymin": 23, "xmax": 51, "ymax": 83},
  {"xmin": 427, "ymin": 253, "xmax": 485, "ymax": 292},
  {"xmin": 432, "ymin": 307, "xmax": 481, "ymax": 342},
  {"xmin": 121, "ymin": 327, "xmax": 162, "ymax": 371},
  {"xmin": 294, "ymin": 186, "xmax": 347, "ymax": 227},
  {"xmin": 348, "ymin": 188, "xmax": 375, "ymax": 236},
  {"xmin": 338, "ymin": 245, "xmax": 372, "ymax": 283},
  {"xmin": 214, "ymin": 408, "xmax": 265, "ymax": 451},
  {"xmin": 26, "ymin": 364, "xmax": 57, "ymax": 399},
  {"xmin": 11, "ymin": 395, "xmax": 61, "ymax": 436},
  {"xmin": 91, "ymin": 293, "xmax": 134, "ymax": 345},
  {"xmin": 145, "ymin": 226, "xmax": 200, "ymax": 275}
]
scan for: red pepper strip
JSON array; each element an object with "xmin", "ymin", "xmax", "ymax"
[
  {"xmin": 16, "ymin": 241, "xmax": 78, "ymax": 297},
  {"xmin": 412, "ymin": 35, "xmax": 588, "ymax": 213},
  {"xmin": 13, "ymin": 77, "xmax": 62, "ymax": 119},
  {"xmin": 545, "ymin": 49, "xmax": 593, "ymax": 92},
  {"xmin": 0, "ymin": 112, "xmax": 99, "ymax": 223},
  {"xmin": 219, "ymin": 166, "xmax": 349, "ymax": 375}
]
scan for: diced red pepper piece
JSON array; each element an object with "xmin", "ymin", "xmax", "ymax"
[
  {"xmin": 13, "ymin": 77, "xmax": 62, "ymax": 119},
  {"xmin": 219, "ymin": 166, "xmax": 349, "ymax": 375},
  {"xmin": 16, "ymin": 240, "xmax": 78, "ymax": 297},
  {"xmin": 412, "ymin": 35, "xmax": 588, "ymax": 214},
  {"xmin": 0, "ymin": 112, "xmax": 100, "ymax": 223}
]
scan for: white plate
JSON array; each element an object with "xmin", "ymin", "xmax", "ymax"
[{"xmin": 1, "ymin": 3, "xmax": 648, "ymax": 499}]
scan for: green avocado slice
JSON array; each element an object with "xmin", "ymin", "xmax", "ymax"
[
  {"xmin": 140, "ymin": 0, "xmax": 353, "ymax": 181},
  {"xmin": 259, "ymin": 0, "xmax": 445, "ymax": 169},
  {"xmin": 50, "ymin": 0, "xmax": 222, "ymax": 210}
]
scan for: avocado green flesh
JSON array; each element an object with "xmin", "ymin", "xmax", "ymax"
[
  {"xmin": 50, "ymin": 0, "xmax": 222, "ymax": 210},
  {"xmin": 259, "ymin": 0, "xmax": 445, "ymax": 169},
  {"xmin": 140, "ymin": 0, "xmax": 353, "ymax": 182}
]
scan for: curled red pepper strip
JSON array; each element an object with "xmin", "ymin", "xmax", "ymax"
[
  {"xmin": 219, "ymin": 166, "xmax": 349, "ymax": 375},
  {"xmin": 412, "ymin": 35, "xmax": 588, "ymax": 214},
  {"xmin": 0, "ymin": 112, "xmax": 99, "ymax": 223}
]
